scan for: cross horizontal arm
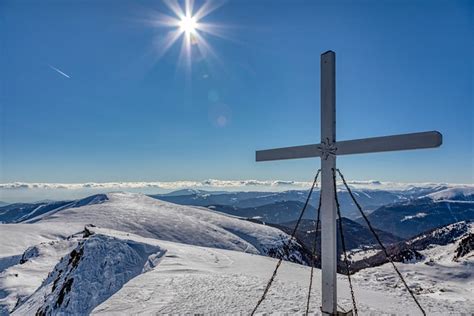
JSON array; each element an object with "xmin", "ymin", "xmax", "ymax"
[
  {"xmin": 255, "ymin": 131, "xmax": 442, "ymax": 161},
  {"xmin": 256, "ymin": 144, "xmax": 321, "ymax": 161},
  {"xmin": 336, "ymin": 131, "xmax": 442, "ymax": 155}
]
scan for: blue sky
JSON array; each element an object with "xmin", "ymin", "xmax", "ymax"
[{"xmin": 1, "ymin": 0, "xmax": 473, "ymax": 191}]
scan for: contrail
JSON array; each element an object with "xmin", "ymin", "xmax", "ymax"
[{"xmin": 48, "ymin": 64, "xmax": 71, "ymax": 78}]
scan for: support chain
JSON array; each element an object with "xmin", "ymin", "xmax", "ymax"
[
  {"xmin": 332, "ymin": 168, "xmax": 358, "ymax": 316},
  {"xmin": 305, "ymin": 184, "xmax": 322, "ymax": 315},
  {"xmin": 250, "ymin": 170, "xmax": 321, "ymax": 316},
  {"xmin": 336, "ymin": 169, "xmax": 426, "ymax": 316}
]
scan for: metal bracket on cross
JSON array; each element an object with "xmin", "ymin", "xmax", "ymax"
[{"xmin": 318, "ymin": 138, "xmax": 337, "ymax": 160}]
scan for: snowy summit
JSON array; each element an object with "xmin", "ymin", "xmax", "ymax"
[{"xmin": 0, "ymin": 192, "xmax": 472, "ymax": 314}]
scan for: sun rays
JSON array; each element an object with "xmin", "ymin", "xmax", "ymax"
[{"xmin": 148, "ymin": 0, "xmax": 226, "ymax": 74}]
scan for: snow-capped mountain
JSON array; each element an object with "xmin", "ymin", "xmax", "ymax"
[
  {"xmin": 359, "ymin": 190, "xmax": 474, "ymax": 238},
  {"xmin": 24, "ymin": 192, "xmax": 306, "ymax": 261},
  {"xmin": 423, "ymin": 186, "xmax": 474, "ymax": 202}
]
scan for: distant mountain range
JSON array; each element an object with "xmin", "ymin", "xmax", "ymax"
[
  {"xmin": 358, "ymin": 188, "xmax": 474, "ymax": 238},
  {"xmin": 3, "ymin": 186, "xmax": 472, "ymax": 240},
  {"xmin": 150, "ymin": 184, "xmax": 467, "ymax": 219}
]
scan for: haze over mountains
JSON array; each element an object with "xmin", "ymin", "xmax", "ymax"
[{"xmin": 0, "ymin": 183, "xmax": 472, "ymax": 314}]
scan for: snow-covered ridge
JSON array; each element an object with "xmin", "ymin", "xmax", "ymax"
[
  {"xmin": 24, "ymin": 192, "xmax": 307, "ymax": 263},
  {"xmin": 422, "ymin": 186, "xmax": 474, "ymax": 202},
  {"xmin": 13, "ymin": 230, "xmax": 164, "ymax": 315},
  {"xmin": 407, "ymin": 221, "xmax": 473, "ymax": 247}
]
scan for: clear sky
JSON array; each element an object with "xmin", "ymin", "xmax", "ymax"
[{"xmin": 1, "ymin": 0, "xmax": 473, "ymax": 191}]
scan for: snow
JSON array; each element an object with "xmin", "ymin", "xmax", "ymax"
[
  {"xmin": 29, "ymin": 192, "xmax": 304, "ymax": 259},
  {"xmin": 0, "ymin": 223, "xmax": 83, "ymax": 258},
  {"xmin": 353, "ymin": 224, "xmax": 474, "ymax": 312},
  {"xmin": 423, "ymin": 186, "xmax": 474, "ymax": 201},
  {"xmin": 0, "ymin": 238, "xmax": 79, "ymax": 313},
  {"xmin": 14, "ymin": 232, "xmax": 164, "ymax": 315},
  {"xmin": 0, "ymin": 192, "xmax": 473, "ymax": 315},
  {"xmin": 348, "ymin": 248, "xmax": 380, "ymax": 262},
  {"xmin": 10, "ymin": 227, "xmax": 465, "ymax": 315},
  {"xmin": 401, "ymin": 212, "xmax": 428, "ymax": 222}
]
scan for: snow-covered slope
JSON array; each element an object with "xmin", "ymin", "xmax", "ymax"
[
  {"xmin": 0, "ymin": 234, "xmax": 80, "ymax": 313},
  {"xmin": 0, "ymin": 193, "xmax": 308, "ymax": 315},
  {"xmin": 353, "ymin": 222, "xmax": 474, "ymax": 306},
  {"xmin": 29, "ymin": 192, "xmax": 305, "ymax": 261},
  {"xmin": 1, "ymin": 192, "xmax": 473, "ymax": 315},
  {"xmin": 11, "ymin": 227, "xmax": 474, "ymax": 315}
]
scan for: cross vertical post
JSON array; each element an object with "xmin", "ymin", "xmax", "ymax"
[
  {"xmin": 255, "ymin": 50, "xmax": 442, "ymax": 315},
  {"xmin": 320, "ymin": 51, "xmax": 337, "ymax": 315}
]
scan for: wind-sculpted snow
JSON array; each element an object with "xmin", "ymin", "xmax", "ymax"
[
  {"xmin": 31, "ymin": 192, "xmax": 307, "ymax": 263},
  {"xmin": 13, "ymin": 232, "xmax": 164, "ymax": 315}
]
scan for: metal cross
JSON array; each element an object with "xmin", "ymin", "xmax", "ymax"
[{"xmin": 255, "ymin": 51, "xmax": 442, "ymax": 315}]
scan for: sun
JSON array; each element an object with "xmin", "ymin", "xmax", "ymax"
[
  {"xmin": 146, "ymin": 0, "xmax": 227, "ymax": 73},
  {"xmin": 179, "ymin": 15, "xmax": 198, "ymax": 35}
]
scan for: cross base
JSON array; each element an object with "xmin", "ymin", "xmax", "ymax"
[{"xmin": 321, "ymin": 309, "xmax": 354, "ymax": 316}]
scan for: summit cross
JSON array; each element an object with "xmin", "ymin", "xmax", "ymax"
[{"xmin": 255, "ymin": 51, "xmax": 442, "ymax": 315}]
